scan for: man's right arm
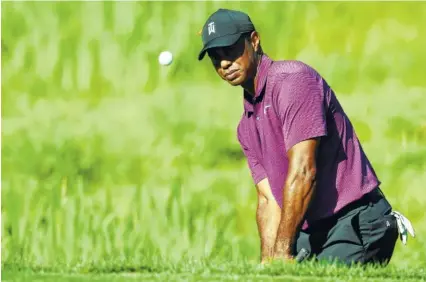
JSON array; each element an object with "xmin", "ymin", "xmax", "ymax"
[
  {"xmin": 256, "ymin": 178, "xmax": 281, "ymax": 263},
  {"xmin": 237, "ymin": 123, "xmax": 281, "ymax": 263}
]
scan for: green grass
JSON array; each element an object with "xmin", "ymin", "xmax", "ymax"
[
  {"xmin": 2, "ymin": 260, "xmax": 426, "ymax": 281},
  {"xmin": 2, "ymin": 1, "xmax": 426, "ymax": 281}
]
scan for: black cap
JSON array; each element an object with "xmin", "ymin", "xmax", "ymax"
[{"xmin": 198, "ymin": 9, "xmax": 255, "ymax": 61}]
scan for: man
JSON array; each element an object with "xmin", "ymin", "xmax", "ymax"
[{"xmin": 197, "ymin": 8, "xmax": 415, "ymax": 265}]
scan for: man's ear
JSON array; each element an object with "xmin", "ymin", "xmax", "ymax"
[{"xmin": 250, "ymin": 31, "xmax": 260, "ymax": 52}]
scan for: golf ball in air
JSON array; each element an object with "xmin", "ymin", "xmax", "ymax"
[{"xmin": 158, "ymin": 51, "xmax": 173, "ymax": 66}]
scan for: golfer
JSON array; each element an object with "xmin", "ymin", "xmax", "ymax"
[{"xmin": 198, "ymin": 8, "xmax": 414, "ymax": 265}]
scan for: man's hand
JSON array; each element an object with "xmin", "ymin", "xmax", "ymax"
[
  {"xmin": 274, "ymin": 138, "xmax": 320, "ymax": 259},
  {"xmin": 274, "ymin": 253, "xmax": 295, "ymax": 261},
  {"xmin": 261, "ymin": 254, "xmax": 295, "ymax": 265}
]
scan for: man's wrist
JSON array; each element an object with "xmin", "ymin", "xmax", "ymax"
[{"xmin": 274, "ymin": 239, "xmax": 293, "ymax": 258}]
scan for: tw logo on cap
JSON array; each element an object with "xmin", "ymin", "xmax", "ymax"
[{"xmin": 208, "ymin": 22, "xmax": 215, "ymax": 35}]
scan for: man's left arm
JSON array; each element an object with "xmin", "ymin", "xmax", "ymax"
[
  {"xmin": 273, "ymin": 138, "xmax": 320, "ymax": 259},
  {"xmin": 272, "ymin": 71, "xmax": 328, "ymax": 259}
]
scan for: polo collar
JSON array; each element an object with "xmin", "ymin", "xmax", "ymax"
[{"xmin": 243, "ymin": 54, "xmax": 273, "ymax": 112}]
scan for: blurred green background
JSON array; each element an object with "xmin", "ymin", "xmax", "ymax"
[{"xmin": 2, "ymin": 1, "xmax": 426, "ymax": 270}]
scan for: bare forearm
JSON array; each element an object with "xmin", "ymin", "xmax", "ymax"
[
  {"xmin": 273, "ymin": 138, "xmax": 320, "ymax": 259},
  {"xmin": 256, "ymin": 198, "xmax": 281, "ymax": 262},
  {"xmin": 274, "ymin": 175, "xmax": 316, "ymax": 257}
]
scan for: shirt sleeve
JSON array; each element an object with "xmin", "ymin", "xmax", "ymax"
[
  {"xmin": 275, "ymin": 71, "xmax": 328, "ymax": 152},
  {"xmin": 237, "ymin": 122, "xmax": 267, "ymax": 185}
]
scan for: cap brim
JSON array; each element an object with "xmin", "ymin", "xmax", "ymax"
[{"xmin": 198, "ymin": 33, "xmax": 242, "ymax": 61}]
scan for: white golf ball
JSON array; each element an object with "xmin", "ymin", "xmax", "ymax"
[{"xmin": 158, "ymin": 51, "xmax": 173, "ymax": 66}]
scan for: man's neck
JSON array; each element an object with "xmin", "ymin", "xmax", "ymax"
[
  {"xmin": 242, "ymin": 78, "xmax": 256, "ymax": 97},
  {"xmin": 242, "ymin": 54, "xmax": 263, "ymax": 98}
]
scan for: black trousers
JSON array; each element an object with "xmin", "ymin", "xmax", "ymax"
[{"xmin": 295, "ymin": 188, "xmax": 399, "ymax": 265}]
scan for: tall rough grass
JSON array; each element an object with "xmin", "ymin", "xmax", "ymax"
[{"xmin": 2, "ymin": 2, "xmax": 426, "ymax": 269}]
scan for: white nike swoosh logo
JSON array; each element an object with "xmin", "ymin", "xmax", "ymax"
[{"xmin": 264, "ymin": 105, "xmax": 271, "ymax": 114}]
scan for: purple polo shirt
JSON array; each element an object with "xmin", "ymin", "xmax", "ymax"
[{"xmin": 237, "ymin": 54, "xmax": 380, "ymax": 229}]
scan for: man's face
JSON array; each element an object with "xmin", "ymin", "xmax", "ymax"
[{"xmin": 207, "ymin": 32, "xmax": 259, "ymax": 86}]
